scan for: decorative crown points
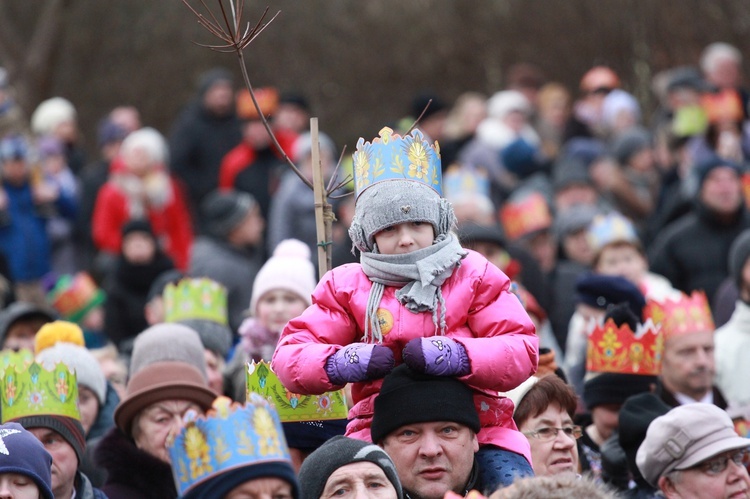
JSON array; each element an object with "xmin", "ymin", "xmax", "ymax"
[
  {"xmin": 0, "ymin": 360, "xmax": 80, "ymax": 423},
  {"xmin": 644, "ymin": 291, "xmax": 714, "ymax": 338},
  {"xmin": 246, "ymin": 360, "xmax": 347, "ymax": 422},
  {"xmin": 587, "ymin": 211, "xmax": 640, "ymax": 254},
  {"xmin": 164, "ymin": 278, "xmax": 228, "ymax": 325},
  {"xmin": 500, "ymin": 192, "xmax": 552, "ymax": 240},
  {"xmin": 167, "ymin": 394, "xmax": 292, "ymax": 497},
  {"xmin": 352, "ymin": 126, "xmax": 442, "ymax": 199},
  {"xmin": 586, "ymin": 318, "xmax": 663, "ymax": 375}
]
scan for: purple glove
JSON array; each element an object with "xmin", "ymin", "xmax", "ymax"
[
  {"xmin": 325, "ymin": 343, "xmax": 395, "ymax": 385},
  {"xmin": 402, "ymin": 337, "xmax": 470, "ymax": 377}
]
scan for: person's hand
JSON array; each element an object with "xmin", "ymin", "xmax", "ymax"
[
  {"xmin": 402, "ymin": 337, "xmax": 470, "ymax": 377},
  {"xmin": 325, "ymin": 343, "xmax": 394, "ymax": 385}
]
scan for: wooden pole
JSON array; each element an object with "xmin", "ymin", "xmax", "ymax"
[{"xmin": 310, "ymin": 118, "xmax": 330, "ymax": 278}]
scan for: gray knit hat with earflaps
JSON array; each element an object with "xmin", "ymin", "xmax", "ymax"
[{"xmin": 348, "ymin": 180, "xmax": 456, "ymax": 253}]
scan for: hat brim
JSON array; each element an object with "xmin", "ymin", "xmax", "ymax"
[
  {"xmin": 674, "ymin": 436, "xmax": 750, "ymax": 472},
  {"xmin": 114, "ymin": 362, "xmax": 216, "ymax": 436}
]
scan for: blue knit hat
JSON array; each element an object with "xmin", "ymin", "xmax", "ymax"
[{"xmin": 0, "ymin": 422, "xmax": 54, "ymax": 499}]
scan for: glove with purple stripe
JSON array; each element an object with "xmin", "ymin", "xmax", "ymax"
[
  {"xmin": 325, "ymin": 342, "xmax": 395, "ymax": 385},
  {"xmin": 402, "ymin": 337, "xmax": 470, "ymax": 376}
]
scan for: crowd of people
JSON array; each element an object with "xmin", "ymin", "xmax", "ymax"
[{"xmin": 0, "ymin": 40, "xmax": 747, "ymax": 498}]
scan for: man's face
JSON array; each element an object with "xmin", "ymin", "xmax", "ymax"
[
  {"xmin": 661, "ymin": 331, "xmax": 715, "ymax": 400},
  {"xmin": 3, "ymin": 318, "xmax": 49, "ymax": 352},
  {"xmin": 381, "ymin": 421, "xmax": 478, "ymax": 499},
  {"xmin": 203, "ymin": 80, "xmax": 234, "ymax": 117},
  {"xmin": 700, "ymin": 167, "xmax": 742, "ymax": 216},
  {"xmin": 518, "ymin": 403, "xmax": 579, "ymax": 477},
  {"xmin": 132, "ymin": 399, "xmax": 202, "ymax": 464},
  {"xmin": 228, "ymin": 206, "xmax": 265, "ymax": 248},
  {"xmin": 321, "ymin": 462, "xmax": 398, "ymax": 499},
  {"xmin": 659, "ymin": 449, "xmax": 750, "ymax": 499},
  {"xmin": 28, "ymin": 427, "xmax": 77, "ymax": 499},
  {"xmin": 591, "ymin": 403, "xmax": 621, "ymax": 443},
  {"xmin": 78, "ymin": 387, "xmax": 100, "ymax": 435}
]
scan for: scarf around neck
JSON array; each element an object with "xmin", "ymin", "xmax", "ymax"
[{"xmin": 359, "ymin": 233, "xmax": 467, "ymax": 342}]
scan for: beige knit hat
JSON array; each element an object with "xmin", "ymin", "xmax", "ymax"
[{"xmin": 249, "ymin": 239, "xmax": 316, "ymax": 315}]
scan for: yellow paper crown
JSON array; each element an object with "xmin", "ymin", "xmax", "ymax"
[
  {"xmin": 644, "ymin": 291, "xmax": 715, "ymax": 338},
  {"xmin": 246, "ymin": 361, "xmax": 348, "ymax": 422},
  {"xmin": 586, "ymin": 318, "xmax": 663, "ymax": 375},
  {"xmin": 164, "ymin": 278, "xmax": 228, "ymax": 325},
  {"xmin": 0, "ymin": 361, "xmax": 80, "ymax": 422}
]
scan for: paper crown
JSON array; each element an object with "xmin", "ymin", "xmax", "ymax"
[
  {"xmin": 164, "ymin": 278, "xmax": 228, "ymax": 326},
  {"xmin": 246, "ymin": 361, "xmax": 347, "ymax": 422},
  {"xmin": 168, "ymin": 395, "xmax": 292, "ymax": 496},
  {"xmin": 0, "ymin": 361, "xmax": 80, "ymax": 423},
  {"xmin": 352, "ymin": 126, "xmax": 442, "ymax": 199},
  {"xmin": 236, "ymin": 87, "xmax": 279, "ymax": 121},
  {"xmin": 587, "ymin": 211, "xmax": 640, "ymax": 254},
  {"xmin": 499, "ymin": 192, "xmax": 552, "ymax": 240},
  {"xmin": 701, "ymin": 89, "xmax": 744, "ymax": 124},
  {"xmin": 47, "ymin": 273, "xmax": 105, "ymax": 323},
  {"xmin": 443, "ymin": 165, "xmax": 491, "ymax": 201},
  {"xmin": 644, "ymin": 291, "xmax": 715, "ymax": 338},
  {"xmin": 586, "ymin": 318, "xmax": 663, "ymax": 375}
]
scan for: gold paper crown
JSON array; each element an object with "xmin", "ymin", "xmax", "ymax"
[
  {"xmin": 164, "ymin": 278, "xmax": 228, "ymax": 325},
  {"xmin": 586, "ymin": 318, "xmax": 663, "ymax": 375},
  {"xmin": 500, "ymin": 192, "xmax": 552, "ymax": 240},
  {"xmin": 168, "ymin": 395, "xmax": 292, "ymax": 497},
  {"xmin": 0, "ymin": 361, "xmax": 80, "ymax": 423},
  {"xmin": 246, "ymin": 361, "xmax": 347, "ymax": 422},
  {"xmin": 644, "ymin": 291, "xmax": 715, "ymax": 338}
]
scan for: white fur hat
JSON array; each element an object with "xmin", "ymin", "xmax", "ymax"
[
  {"xmin": 120, "ymin": 127, "xmax": 169, "ymax": 166},
  {"xmin": 31, "ymin": 97, "xmax": 77, "ymax": 136},
  {"xmin": 36, "ymin": 342, "xmax": 107, "ymax": 405},
  {"xmin": 487, "ymin": 90, "xmax": 532, "ymax": 120},
  {"xmin": 250, "ymin": 239, "xmax": 316, "ymax": 314}
]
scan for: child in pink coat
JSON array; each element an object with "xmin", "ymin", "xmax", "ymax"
[{"xmin": 271, "ymin": 127, "xmax": 539, "ymax": 489}]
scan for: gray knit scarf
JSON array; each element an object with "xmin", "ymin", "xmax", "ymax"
[{"xmin": 360, "ymin": 233, "xmax": 467, "ymax": 343}]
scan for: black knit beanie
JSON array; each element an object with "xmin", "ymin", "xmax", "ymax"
[
  {"xmin": 370, "ymin": 364, "xmax": 480, "ymax": 444},
  {"xmin": 582, "ymin": 373, "xmax": 656, "ymax": 410},
  {"xmin": 17, "ymin": 415, "xmax": 85, "ymax": 464},
  {"xmin": 298, "ymin": 436, "xmax": 403, "ymax": 499},
  {"xmin": 186, "ymin": 461, "xmax": 299, "ymax": 499}
]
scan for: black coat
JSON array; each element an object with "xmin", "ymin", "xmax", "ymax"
[{"xmin": 95, "ymin": 427, "xmax": 177, "ymax": 499}]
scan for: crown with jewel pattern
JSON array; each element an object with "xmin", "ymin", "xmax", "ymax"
[
  {"xmin": 587, "ymin": 211, "xmax": 640, "ymax": 255},
  {"xmin": 0, "ymin": 349, "xmax": 33, "ymax": 371},
  {"xmin": 443, "ymin": 165, "xmax": 491, "ymax": 200},
  {"xmin": 586, "ymin": 317, "xmax": 663, "ymax": 375},
  {"xmin": 352, "ymin": 126, "xmax": 442, "ymax": 199},
  {"xmin": 499, "ymin": 192, "xmax": 552, "ymax": 240},
  {"xmin": 168, "ymin": 395, "xmax": 292, "ymax": 497},
  {"xmin": 246, "ymin": 361, "xmax": 348, "ymax": 422},
  {"xmin": 0, "ymin": 361, "xmax": 80, "ymax": 423},
  {"xmin": 47, "ymin": 272, "xmax": 106, "ymax": 324},
  {"xmin": 644, "ymin": 290, "xmax": 715, "ymax": 338},
  {"xmin": 164, "ymin": 278, "xmax": 228, "ymax": 325}
]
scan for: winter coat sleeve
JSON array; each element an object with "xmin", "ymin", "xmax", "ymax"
[
  {"xmin": 271, "ymin": 268, "xmax": 360, "ymax": 395},
  {"xmin": 162, "ymin": 181, "xmax": 193, "ymax": 270},
  {"xmin": 454, "ymin": 257, "xmax": 539, "ymax": 393}
]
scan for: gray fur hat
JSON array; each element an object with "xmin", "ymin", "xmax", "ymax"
[{"xmin": 348, "ymin": 181, "xmax": 455, "ymax": 252}]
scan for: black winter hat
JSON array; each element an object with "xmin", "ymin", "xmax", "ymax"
[
  {"xmin": 200, "ymin": 190, "xmax": 256, "ymax": 239},
  {"xmin": 0, "ymin": 302, "xmax": 57, "ymax": 347},
  {"xmin": 552, "ymin": 157, "xmax": 592, "ymax": 192},
  {"xmin": 575, "ymin": 274, "xmax": 646, "ymax": 319},
  {"xmin": 583, "ymin": 373, "xmax": 656, "ymax": 410},
  {"xmin": 121, "ymin": 218, "xmax": 155, "ymax": 240},
  {"xmin": 611, "ymin": 127, "xmax": 651, "ymax": 165},
  {"xmin": 729, "ymin": 228, "xmax": 750, "ymax": 287},
  {"xmin": 371, "ymin": 364, "xmax": 480, "ymax": 444},
  {"xmin": 0, "ymin": 422, "xmax": 54, "ymax": 499},
  {"xmin": 695, "ymin": 154, "xmax": 743, "ymax": 187},
  {"xmin": 298, "ymin": 436, "xmax": 403, "ymax": 499}
]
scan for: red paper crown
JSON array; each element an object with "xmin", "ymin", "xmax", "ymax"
[
  {"xmin": 586, "ymin": 318, "xmax": 663, "ymax": 375},
  {"xmin": 701, "ymin": 89, "xmax": 744, "ymax": 124},
  {"xmin": 236, "ymin": 87, "xmax": 279, "ymax": 121},
  {"xmin": 499, "ymin": 192, "xmax": 552, "ymax": 240},
  {"xmin": 644, "ymin": 291, "xmax": 715, "ymax": 338}
]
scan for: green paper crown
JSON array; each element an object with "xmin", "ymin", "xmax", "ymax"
[
  {"xmin": 0, "ymin": 349, "xmax": 34, "ymax": 370},
  {"xmin": 246, "ymin": 361, "xmax": 348, "ymax": 422},
  {"xmin": 164, "ymin": 278, "xmax": 228, "ymax": 325},
  {"xmin": 0, "ymin": 361, "xmax": 80, "ymax": 423}
]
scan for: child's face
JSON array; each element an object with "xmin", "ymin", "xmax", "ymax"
[
  {"xmin": 595, "ymin": 243, "xmax": 647, "ymax": 286},
  {"xmin": 256, "ymin": 289, "xmax": 308, "ymax": 334},
  {"xmin": 122, "ymin": 232, "xmax": 156, "ymax": 264},
  {"xmin": 373, "ymin": 221, "xmax": 434, "ymax": 255}
]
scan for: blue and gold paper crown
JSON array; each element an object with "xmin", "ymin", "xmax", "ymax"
[
  {"xmin": 587, "ymin": 211, "xmax": 640, "ymax": 254},
  {"xmin": 247, "ymin": 361, "xmax": 348, "ymax": 422},
  {"xmin": 0, "ymin": 360, "xmax": 80, "ymax": 423},
  {"xmin": 168, "ymin": 395, "xmax": 292, "ymax": 497},
  {"xmin": 443, "ymin": 165, "xmax": 491, "ymax": 201},
  {"xmin": 164, "ymin": 278, "xmax": 228, "ymax": 325},
  {"xmin": 352, "ymin": 126, "xmax": 442, "ymax": 198}
]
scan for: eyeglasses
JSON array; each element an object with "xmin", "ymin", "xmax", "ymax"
[
  {"xmin": 688, "ymin": 449, "xmax": 749, "ymax": 476},
  {"xmin": 522, "ymin": 425, "xmax": 583, "ymax": 442}
]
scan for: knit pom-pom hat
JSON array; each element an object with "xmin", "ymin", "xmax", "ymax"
[
  {"xmin": 249, "ymin": 239, "xmax": 316, "ymax": 315},
  {"xmin": 34, "ymin": 321, "xmax": 85, "ymax": 354}
]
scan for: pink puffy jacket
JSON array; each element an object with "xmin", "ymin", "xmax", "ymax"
[{"xmin": 271, "ymin": 250, "xmax": 539, "ymax": 461}]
